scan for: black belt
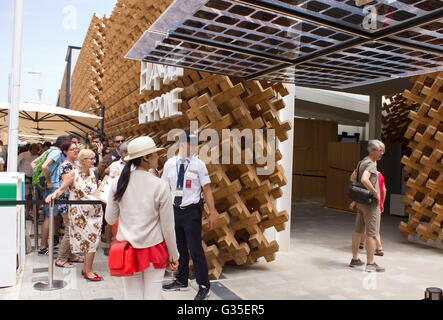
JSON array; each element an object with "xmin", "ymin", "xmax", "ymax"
[{"xmin": 173, "ymin": 203, "xmax": 199, "ymax": 210}]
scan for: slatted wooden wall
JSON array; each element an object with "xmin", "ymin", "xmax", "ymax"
[
  {"xmin": 68, "ymin": 13, "xmax": 107, "ymax": 113},
  {"xmin": 65, "ymin": 0, "xmax": 292, "ymax": 278},
  {"xmin": 58, "ymin": 65, "xmax": 68, "ymax": 108}
]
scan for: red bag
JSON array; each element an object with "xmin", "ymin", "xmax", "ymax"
[{"xmin": 108, "ymin": 241, "xmax": 135, "ymax": 277}]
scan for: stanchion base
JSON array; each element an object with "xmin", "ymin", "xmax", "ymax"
[{"xmin": 33, "ymin": 280, "xmax": 66, "ymax": 291}]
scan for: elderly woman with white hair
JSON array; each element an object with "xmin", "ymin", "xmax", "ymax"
[
  {"xmin": 46, "ymin": 148, "xmax": 103, "ymax": 281},
  {"xmin": 348, "ymin": 139, "xmax": 386, "ymax": 273}
]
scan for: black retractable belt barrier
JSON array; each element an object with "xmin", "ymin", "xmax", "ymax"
[{"xmin": 0, "ymin": 198, "xmax": 103, "ymax": 292}]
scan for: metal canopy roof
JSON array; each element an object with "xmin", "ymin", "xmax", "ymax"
[{"xmin": 126, "ymin": 0, "xmax": 443, "ymax": 89}]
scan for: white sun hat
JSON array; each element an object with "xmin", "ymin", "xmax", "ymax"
[{"xmin": 124, "ymin": 136, "xmax": 164, "ymax": 161}]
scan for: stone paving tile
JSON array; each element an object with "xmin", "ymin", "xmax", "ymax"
[
  {"xmin": 2, "ymin": 201, "xmax": 442, "ymax": 300},
  {"xmin": 215, "ymin": 202, "xmax": 443, "ymax": 300},
  {"xmin": 0, "ymin": 239, "xmax": 212, "ymax": 300}
]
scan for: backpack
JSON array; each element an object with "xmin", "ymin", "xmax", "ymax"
[{"xmin": 32, "ymin": 149, "xmax": 62, "ymax": 191}]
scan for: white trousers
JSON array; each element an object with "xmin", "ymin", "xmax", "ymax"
[{"xmin": 122, "ymin": 266, "xmax": 165, "ymax": 300}]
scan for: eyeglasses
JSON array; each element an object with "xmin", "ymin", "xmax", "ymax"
[
  {"xmin": 68, "ymin": 148, "xmax": 79, "ymax": 152},
  {"xmin": 84, "ymin": 157, "xmax": 95, "ymax": 161}
]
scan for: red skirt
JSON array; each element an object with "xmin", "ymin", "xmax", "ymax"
[
  {"xmin": 134, "ymin": 241, "xmax": 168, "ymax": 272},
  {"xmin": 111, "ymin": 220, "xmax": 168, "ymax": 272}
]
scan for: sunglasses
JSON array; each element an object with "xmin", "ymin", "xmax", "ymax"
[
  {"xmin": 115, "ymin": 140, "xmax": 125, "ymax": 143},
  {"xmin": 84, "ymin": 157, "xmax": 96, "ymax": 161}
]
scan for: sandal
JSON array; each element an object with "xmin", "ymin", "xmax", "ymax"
[
  {"xmin": 375, "ymin": 249, "xmax": 384, "ymax": 256},
  {"xmin": 82, "ymin": 270, "xmax": 102, "ymax": 281},
  {"xmin": 55, "ymin": 260, "xmax": 74, "ymax": 268},
  {"xmin": 69, "ymin": 256, "xmax": 85, "ymax": 263}
]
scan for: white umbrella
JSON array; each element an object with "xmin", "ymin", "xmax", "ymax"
[
  {"xmin": 18, "ymin": 134, "xmax": 57, "ymax": 143},
  {"xmin": 0, "ymin": 101, "xmax": 102, "ymax": 139}
]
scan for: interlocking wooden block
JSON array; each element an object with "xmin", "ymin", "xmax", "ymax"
[{"xmin": 398, "ymin": 71, "xmax": 443, "ymax": 244}]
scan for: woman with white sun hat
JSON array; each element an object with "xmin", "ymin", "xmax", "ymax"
[{"xmin": 105, "ymin": 136, "xmax": 179, "ymax": 300}]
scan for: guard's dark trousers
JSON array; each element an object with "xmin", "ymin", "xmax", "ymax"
[{"xmin": 174, "ymin": 204, "xmax": 210, "ymax": 288}]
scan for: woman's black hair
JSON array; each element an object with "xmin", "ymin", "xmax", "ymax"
[
  {"xmin": 113, "ymin": 156, "xmax": 143, "ymax": 202},
  {"xmin": 55, "ymin": 135, "xmax": 71, "ymax": 148}
]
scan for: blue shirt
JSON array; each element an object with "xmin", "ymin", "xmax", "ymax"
[{"xmin": 46, "ymin": 148, "xmax": 63, "ymax": 189}]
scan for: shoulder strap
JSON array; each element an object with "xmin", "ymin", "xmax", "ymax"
[{"xmin": 356, "ymin": 161, "xmax": 362, "ymax": 183}]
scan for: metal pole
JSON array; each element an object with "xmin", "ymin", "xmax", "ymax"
[
  {"xmin": 66, "ymin": 48, "xmax": 71, "ymax": 109},
  {"xmin": 34, "ymin": 200, "xmax": 66, "ymax": 291},
  {"xmin": 32, "ymin": 186, "xmax": 38, "ymax": 251},
  {"xmin": 7, "ymin": 0, "xmax": 24, "ymax": 173},
  {"xmin": 48, "ymin": 200, "xmax": 54, "ymax": 284},
  {"xmin": 84, "ymin": 133, "xmax": 89, "ymax": 149},
  {"xmin": 100, "ymin": 106, "xmax": 104, "ymax": 137}
]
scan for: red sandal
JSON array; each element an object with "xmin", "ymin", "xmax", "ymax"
[{"xmin": 81, "ymin": 270, "xmax": 102, "ymax": 281}]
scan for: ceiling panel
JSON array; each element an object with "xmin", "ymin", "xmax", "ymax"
[{"xmin": 126, "ymin": 0, "xmax": 443, "ymax": 88}]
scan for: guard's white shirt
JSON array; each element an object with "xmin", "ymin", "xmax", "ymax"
[
  {"xmin": 161, "ymin": 155, "xmax": 211, "ymax": 207},
  {"xmin": 109, "ymin": 159, "xmax": 126, "ymax": 177}
]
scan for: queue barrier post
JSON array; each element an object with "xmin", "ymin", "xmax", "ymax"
[
  {"xmin": 33, "ymin": 200, "xmax": 66, "ymax": 291},
  {"xmin": 32, "ymin": 186, "xmax": 39, "ymax": 252}
]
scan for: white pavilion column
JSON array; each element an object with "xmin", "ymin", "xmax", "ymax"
[
  {"xmin": 264, "ymin": 83, "xmax": 295, "ymax": 252},
  {"xmin": 7, "ymin": 0, "xmax": 24, "ymax": 172},
  {"xmin": 368, "ymin": 93, "xmax": 382, "ymax": 140}
]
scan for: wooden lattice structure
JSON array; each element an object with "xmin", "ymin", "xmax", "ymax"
[
  {"xmin": 65, "ymin": 0, "xmax": 292, "ymax": 279},
  {"xmin": 68, "ymin": 14, "xmax": 107, "ymax": 113},
  {"xmin": 399, "ymin": 71, "xmax": 443, "ymax": 244},
  {"xmin": 381, "ymin": 93, "xmax": 419, "ymax": 155}
]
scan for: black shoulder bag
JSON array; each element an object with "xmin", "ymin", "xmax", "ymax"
[{"xmin": 346, "ymin": 161, "xmax": 374, "ymax": 205}]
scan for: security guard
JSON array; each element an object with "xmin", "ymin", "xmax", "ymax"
[{"xmin": 162, "ymin": 130, "xmax": 217, "ymax": 300}]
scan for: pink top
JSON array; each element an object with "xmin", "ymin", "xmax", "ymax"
[{"xmin": 378, "ymin": 172, "xmax": 385, "ymax": 213}]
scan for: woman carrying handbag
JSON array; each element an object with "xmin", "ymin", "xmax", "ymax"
[{"xmin": 105, "ymin": 136, "xmax": 179, "ymax": 300}]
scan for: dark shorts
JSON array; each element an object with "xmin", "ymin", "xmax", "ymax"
[{"xmin": 355, "ymin": 201, "xmax": 380, "ymax": 238}]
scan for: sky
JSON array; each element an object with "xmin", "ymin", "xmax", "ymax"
[{"xmin": 0, "ymin": 0, "xmax": 118, "ymax": 106}]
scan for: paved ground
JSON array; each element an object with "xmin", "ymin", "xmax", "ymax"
[
  {"xmin": 1, "ymin": 200, "xmax": 442, "ymax": 300},
  {"xmin": 217, "ymin": 200, "xmax": 443, "ymax": 300}
]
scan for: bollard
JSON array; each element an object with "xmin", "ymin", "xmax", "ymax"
[
  {"xmin": 32, "ymin": 186, "xmax": 39, "ymax": 252},
  {"xmin": 424, "ymin": 287, "xmax": 442, "ymax": 300},
  {"xmin": 34, "ymin": 200, "xmax": 66, "ymax": 291}
]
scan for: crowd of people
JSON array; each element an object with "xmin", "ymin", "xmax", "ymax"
[
  {"xmin": 5, "ymin": 134, "xmax": 389, "ymax": 299},
  {"xmin": 9, "ymin": 131, "xmax": 217, "ymax": 300}
]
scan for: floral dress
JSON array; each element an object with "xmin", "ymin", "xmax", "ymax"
[
  {"xmin": 68, "ymin": 168, "xmax": 103, "ymax": 254},
  {"xmin": 58, "ymin": 162, "xmax": 76, "ymax": 215}
]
